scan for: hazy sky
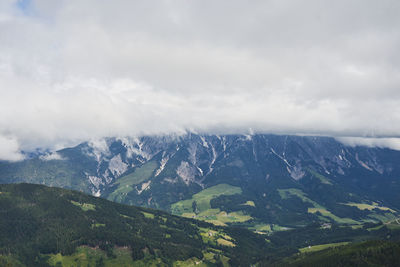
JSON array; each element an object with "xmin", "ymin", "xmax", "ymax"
[{"xmin": 1, "ymin": 0, "xmax": 400, "ymax": 160}]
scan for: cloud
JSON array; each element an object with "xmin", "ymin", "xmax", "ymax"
[
  {"xmin": 0, "ymin": 0, "xmax": 400, "ymax": 159},
  {"xmin": 39, "ymin": 152, "xmax": 66, "ymax": 161},
  {"xmin": 0, "ymin": 135, "xmax": 24, "ymax": 161},
  {"xmin": 336, "ymin": 137, "xmax": 400, "ymax": 151}
]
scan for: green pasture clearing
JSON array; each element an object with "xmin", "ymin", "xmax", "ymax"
[
  {"xmin": 249, "ymin": 224, "xmax": 272, "ymax": 234},
  {"xmin": 345, "ymin": 202, "xmax": 396, "ymax": 213},
  {"xmin": 271, "ymin": 224, "xmax": 291, "ymax": 231},
  {"xmin": 213, "ymin": 211, "xmax": 252, "ymax": 223},
  {"xmin": 308, "ymin": 208, "xmax": 358, "ymax": 224},
  {"xmin": 252, "ymin": 224, "xmax": 272, "ymax": 232},
  {"xmin": 175, "ymin": 251, "xmax": 230, "ymax": 267},
  {"xmin": 278, "ymin": 188, "xmax": 320, "ymax": 208},
  {"xmin": 70, "ymin": 200, "xmax": 96, "ymax": 211},
  {"xmin": 48, "ymin": 246, "xmax": 189, "ymax": 267},
  {"xmin": 241, "ymin": 200, "xmax": 255, "ymax": 207},
  {"xmin": 91, "ymin": 223, "xmax": 105, "ymax": 228},
  {"xmin": 119, "ymin": 213, "xmax": 134, "ymax": 219},
  {"xmin": 171, "ymin": 184, "xmax": 242, "ymax": 215},
  {"xmin": 299, "ymin": 242, "xmax": 350, "ymax": 253},
  {"xmin": 278, "ymin": 188, "xmax": 358, "ymax": 224},
  {"xmin": 198, "ymin": 208, "xmax": 221, "ymax": 217},
  {"xmin": 217, "ymin": 238, "xmax": 235, "ymax": 247},
  {"xmin": 173, "ymin": 257, "xmax": 209, "ymax": 267},
  {"xmin": 367, "ymin": 213, "xmax": 397, "ymax": 223},
  {"xmin": 249, "ymin": 223, "xmax": 291, "ymax": 233},
  {"xmin": 181, "ymin": 212, "xmax": 197, "ymax": 218},
  {"xmin": 306, "ymin": 168, "xmax": 332, "ymax": 185},
  {"xmin": 205, "ymin": 220, "xmax": 227, "ymax": 226},
  {"xmin": 47, "ymin": 246, "xmax": 133, "ymax": 267},
  {"xmin": 108, "ymin": 161, "xmax": 158, "ymax": 202},
  {"xmin": 367, "ymin": 224, "xmax": 385, "ymax": 231},
  {"xmin": 182, "ymin": 208, "xmax": 251, "ymax": 226},
  {"xmin": 141, "ymin": 211, "xmax": 155, "ymax": 219},
  {"xmin": 199, "ymin": 228, "xmax": 236, "ymax": 248}
]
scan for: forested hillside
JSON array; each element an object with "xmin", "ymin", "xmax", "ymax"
[
  {"xmin": 1, "ymin": 183, "xmax": 400, "ymax": 266},
  {"xmin": 278, "ymin": 240, "xmax": 400, "ymax": 267},
  {"xmin": 0, "ymin": 183, "xmax": 270, "ymax": 266}
]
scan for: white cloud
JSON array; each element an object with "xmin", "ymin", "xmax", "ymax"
[
  {"xmin": 0, "ymin": 135, "xmax": 24, "ymax": 161},
  {"xmin": 39, "ymin": 152, "xmax": 66, "ymax": 161},
  {"xmin": 0, "ymin": 0, "xmax": 400, "ymax": 158},
  {"xmin": 336, "ymin": 137, "xmax": 400, "ymax": 151}
]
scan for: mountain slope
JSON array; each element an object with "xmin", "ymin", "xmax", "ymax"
[
  {"xmin": 1, "ymin": 134, "xmax": 400, "ymax": 229},
  {"xmin": 278, "ymin": 240, "xmax": 400, "ymax": 267},
  {"xmin": 0, "ymin": 183, "xmax": 271, "ymax": 266}
]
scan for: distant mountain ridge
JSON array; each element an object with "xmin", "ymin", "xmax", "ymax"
[{"xmin": 1, "ymin": 133, "xmax": 400, "ymax": 228}]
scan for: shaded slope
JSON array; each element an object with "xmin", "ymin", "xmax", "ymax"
[{"xmin": 278, "ymin": 240, "xmax": 400, "ymax": 267}]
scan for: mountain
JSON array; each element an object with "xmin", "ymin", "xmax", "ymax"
[
  {"xmin": 1, "ymin": 134, "xmax": 400, "ymax": 229},
  {"xmin": 0, "ymin": 183, "xmax": 272, "ymax": 266}
]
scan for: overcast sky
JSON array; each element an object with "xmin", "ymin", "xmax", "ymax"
[{"xmin": 1, "ymin": 0, "xmax": 400, "ymax": 160}]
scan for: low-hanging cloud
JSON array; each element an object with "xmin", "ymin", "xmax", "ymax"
[
  {"xmin": 336, "ymin": 137, "xmax": 400, "ymax": 150},
  {"xmin": 0, "ymin": 135, "xmax": 24, "ymax": 161},
  {"xmin": 1, "ymin": 0, "xmax": 400, "ymax": 160}
]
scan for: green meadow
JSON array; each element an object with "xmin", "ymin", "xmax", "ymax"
[
  {"xmin": 299, "ymin": 242, "xmax": 350, "ymax": 253},
  {"xmin": 170, "ymin": 184, "xmax": 253, "ymax": 225},
  {"xmin": 171, "ymin": 184, "xmax": 242, "ymax": 215},
  {"xmin": 107, "ymin": 161, "xmax": 158, "ymax": 202}
]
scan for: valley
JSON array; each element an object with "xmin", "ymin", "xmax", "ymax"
[{"xmin": 2, "ymin": 1, "xmax": 399, "ymax": 265}]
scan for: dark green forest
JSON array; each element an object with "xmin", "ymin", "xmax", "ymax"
[{"xmin": 278, "ymin": 240, "xmax": 400, "ymax": 267}]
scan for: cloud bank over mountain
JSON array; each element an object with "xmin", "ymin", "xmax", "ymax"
[{"xmin": 1, "ymin": 0, "xmax": 400, "ymax": 160}]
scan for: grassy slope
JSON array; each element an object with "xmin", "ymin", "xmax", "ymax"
[
  {"xmin": 345, "ymin": 202, "xmax": 396, "ymax": 213},
  {"xmin": 278, "ymin": 188, "xmax": 360, "ymax": 224},
  {"xmin": 170, "ymin": 184, "xmax": 252, "ymax": 225},
  {"xmin": 171, "ymin": 184, "xmax": 243, "ymax": 215},
  {"xmin": 47, "ymin": 246, "xmax": 133, "ymax": 267},
  {"xmin": 298, "ymin": 242, "xmax": 350, "ymax": 253},
  {"xmin": 107, "ymin": 161, "xmax": 158, "ymax": 202}
]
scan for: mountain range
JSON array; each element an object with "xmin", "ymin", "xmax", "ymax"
[{"xmin": 1, "ymin": 133, "xmax": 400, "ymax": 230}]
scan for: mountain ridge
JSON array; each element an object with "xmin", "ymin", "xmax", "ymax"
[{"xmin": 1, "ymin": 133, "xmax": 400, "ymax": 229}]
